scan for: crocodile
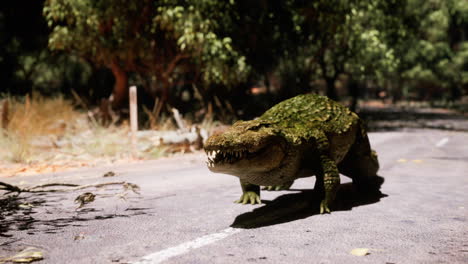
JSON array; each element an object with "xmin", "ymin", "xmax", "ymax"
[{"xmin": 204, "ymin": 93, "xmax": 382, "ymax": 213}]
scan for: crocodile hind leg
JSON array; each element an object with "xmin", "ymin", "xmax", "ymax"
[
  {"xmin": 262, "ymin": 181, "xmax": 294, "ymax": 191},
  {"xmin": 338, "ymin": 131, "xmax": 383, "ymax": 192}
]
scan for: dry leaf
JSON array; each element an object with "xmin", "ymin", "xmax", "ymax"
[
  {"xmin": 74, "ymin": 233, "xmax": 85, "ymax": 241},
  {"xmin": 350, "ymin": 248, "xmax": 370, "ymax": 256},
  {"xmin": 123, "ymin": 183, "xmax": 140, "ymax": 194},
  {"xmin": 9, "ymin": 247, "xmax": 43, "ymax": 263},
  {"xmin": 18, "ymin": 203, "xmax": 34, "ymax": 209},
  {"xmin": 103, "ymin": 171, "xmax": 116, "ymax": 177},
  {"xmin": 75, "ymin": 192, "xmax": 95, "ymax": 208}
]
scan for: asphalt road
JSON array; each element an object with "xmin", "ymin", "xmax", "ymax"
[{"xmin": 1, "ymin": 129, "xmax": 467, "ymax": 264}]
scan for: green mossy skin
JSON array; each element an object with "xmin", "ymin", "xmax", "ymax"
[
  {"xmin": 205, "ymin": 94, "xmax": 359, "ymax": 153},
  {"xmin": 259, "ymin": 94, "xmax": 358, "ymax": 145}
]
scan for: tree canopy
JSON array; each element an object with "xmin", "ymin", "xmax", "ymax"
[
  {"xmin": 1, "ymin": 0, "xmax": 467, "ymax": 116},
  {"xmin": 44, "ymin": 0, "xmax": 249, "ymax": 107}
]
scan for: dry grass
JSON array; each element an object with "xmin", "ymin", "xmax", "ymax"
[
  {"xmin": 0, "ymin": 95, "xmax": 80, "ymax": 163},
  {"xmin": 0, "ymin": 95, "xmax": 167, "ymax": 170},
  {"xmin": 6, "ymin": 95, "xmax": 78, "ymax": 136}
]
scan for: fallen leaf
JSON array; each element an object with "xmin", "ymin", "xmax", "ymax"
[
  {"xmin": 123, "ymin": 183, "xmax": 140, "ymax": 194},
  {"xmin": 350, "ymin": 248, "xmax": 370, "ymax": 256},
  {"xmin": 103, "ymin": 171, "xmax": 116, "ymax": 177},
  {"xmin": 75, "ymin": 192, "xmax": 96, "ymax": 208},
  {"xmin": 117, "ymin": 193, "xmax": 128, "ymax": 200},
  {"xmin": 397, "ymin": 159, "xmax": 407, "ymax": 163},
  {"xmin": 18, "ymin": 203, "xmax": 34, "ymax": 209},
  {"xmin": 412, "ymin": 159, "xmax": 423, "ymax": 163},
  {"xmin": 74, "ymin": 233, "xmax": 85, "ymax": 241},
  {"xmin": 9, "ymin": 247, "xmax": 43, "ymax": 263}
]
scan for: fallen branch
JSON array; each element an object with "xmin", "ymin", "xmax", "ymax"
[
  {"xmin": 0, "ymin": 181, "xmax": 22, "ymax": 193},
  {"xmin": 0, "ymin": 181, "xmax": 139, "ymax": 194}
]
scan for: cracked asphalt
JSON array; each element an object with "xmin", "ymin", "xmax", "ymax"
[{"xmin": 1, "ymin": 129, "xmax": 467, "ymax": 263}]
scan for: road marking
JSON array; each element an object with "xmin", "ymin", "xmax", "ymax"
[
  {"xmin": 133, "ymin": 227, "xmax": 241, "ymax": 264},
  {"xmin": 435, "ymin": 137, "xmax": 449, "ymax": 148}
]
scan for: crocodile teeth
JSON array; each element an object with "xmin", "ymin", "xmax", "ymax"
[{"xmin": 206, "ymin": 149, "xmax": 250, "ymax": 165}]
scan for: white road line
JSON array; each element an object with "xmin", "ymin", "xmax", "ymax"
[
  {"xmin": 435, "ymin": 137, "xmax": 449, "ymax": 148},
  {"xmin": 132, "ymin": 227, "xmax": 241, "ymax": 264}
]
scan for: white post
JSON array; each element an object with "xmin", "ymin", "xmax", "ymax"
[{"xmin": 129, "ymin": 86, "xmax": 138, "ymax": 156}]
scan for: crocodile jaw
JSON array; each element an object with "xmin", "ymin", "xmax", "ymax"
[{"xmin": 205, "ymin": 143, "xmax": 286, "ymax": 176}]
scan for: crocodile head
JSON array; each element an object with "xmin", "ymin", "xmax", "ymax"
[{"xmin": 204, "ymin": 120, "xmax": 290, "ymax": 178}]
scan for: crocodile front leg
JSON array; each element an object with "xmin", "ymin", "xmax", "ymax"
[
  {"xmin": 235, "ymin": 179, "xmax": 261, "ymax": 205},
  {"xmin": 318, "ymin": 153, "xmax": 340, "ymax": 214}
]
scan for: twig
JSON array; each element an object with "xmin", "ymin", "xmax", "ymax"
[
  {"xmin": 0, "ymin": 181, "xmax": 22, "ymax": 193},
  {"xmin": 73, "ymin": 182, "xmax": 128, "ymax": 191},
  {"xmin": 70, "ymin": 89, "xmax": 89, "ymax": 110},
  {"xmin": 213, "ymin": 96, "xmax": 227, "ymax": 122},
  {"xmin": 29, "ymin": 183, "xmax": 80, "ymax": 189}
]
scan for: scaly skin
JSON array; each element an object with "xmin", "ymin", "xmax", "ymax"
[{"xmin": 204, "ymin": 94, "xmax": 381, "ymax": 214}]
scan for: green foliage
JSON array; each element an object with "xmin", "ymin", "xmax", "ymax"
[
  {"xmin": 154, "ymin": 0, "xmax": 249, "ymax": 85},
  {"xmin": 281, "ymin": 0, "xmax": 405, "ymax": 98},
  {"xmin": 0, "ymin": 0, "xmax": 91, "ymax": 96},
  {"xmin": 25, "ymin": 0, "xmax": 468, "ymax": 111},
  {"xmin": 397, "ymin": 0, "xmax": 468, "ymax": 99},
  {"xmin": 44, "ymin": 0, "xmax": 249, "ymax": 89}
]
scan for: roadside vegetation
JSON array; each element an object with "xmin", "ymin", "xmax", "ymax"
[
  {"xmin": 0, "ymin": 96, "xmax": 171, "ymax": 176},
  {"xmin": 1, "ymin": 0, "xmax": 468, "ymax": 175}
]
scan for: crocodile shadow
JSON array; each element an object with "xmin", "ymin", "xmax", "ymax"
[{"xmin": 231, "ymin": 180, "xmax": 387, "ymax": 229}]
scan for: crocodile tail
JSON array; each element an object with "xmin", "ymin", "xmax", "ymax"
[
  {"xmin": 356, "ymin": 119, "xmax": 380, "ymax": 174},
  {"xmin": 370, "ymin": 149, "xmax": 380, "ymax": 172}
]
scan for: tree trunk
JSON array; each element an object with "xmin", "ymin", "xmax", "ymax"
[
  {"xmin": 161, "ymin": 79, "xmax": 170, "ymax": 105},
  {"xmin": 450, "ymin": 83, "xmax": 461, "ymax": 101},
  {"xmin": 152, "ymin": 79, "xmax": 170, "ymax": 124},
  {"xmin": 109, "ymin": 61, "xmax": 128, "ymax": 109},
  {"xmin": 325, "ymin": 77, "xmax": 338, "ymax": 100}
]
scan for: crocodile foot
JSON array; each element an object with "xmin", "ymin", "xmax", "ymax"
[
  {"xmin": 320, "ymin": 200, "xmax": 331, "ymax": 214},
  {"xmin": 234, "ymin": 191, "xmax": 262, "ymax": 205}
]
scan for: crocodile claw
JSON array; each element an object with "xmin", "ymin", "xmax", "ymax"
[
  {"xmin": 235, "ymin": 191, "xmax": 262, "ymax": 205},
  {"xmin": 320, "ymin": 200, "xmax": 331, "ymax": 214},
  {"xmin": 262, "ymin": 185, "xmax": 284, "ymax": 191},
  {"xmin": 262, "ymin": 181, "xmax": 293, "ymax": 191}
]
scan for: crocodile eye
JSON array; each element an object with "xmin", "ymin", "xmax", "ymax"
[
  {"xmin": 248, "ymin": 123, "xmax": 272, "ymax": 131},
  {"xmin": 247, "ymin": 124, "xmax": 262, "ymax": 131}
]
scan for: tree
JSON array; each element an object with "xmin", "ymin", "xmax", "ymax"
[
  {"xmin": 396, "ymin": 0, "xmax": 468, "ymax": 100},
  {"xmin": 288, "ymin": 0, "xmax": 402, "ymax": 101},
  {"xmin": 44, "ymin": 0, "xmax": 248, "ymax": 108}
]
